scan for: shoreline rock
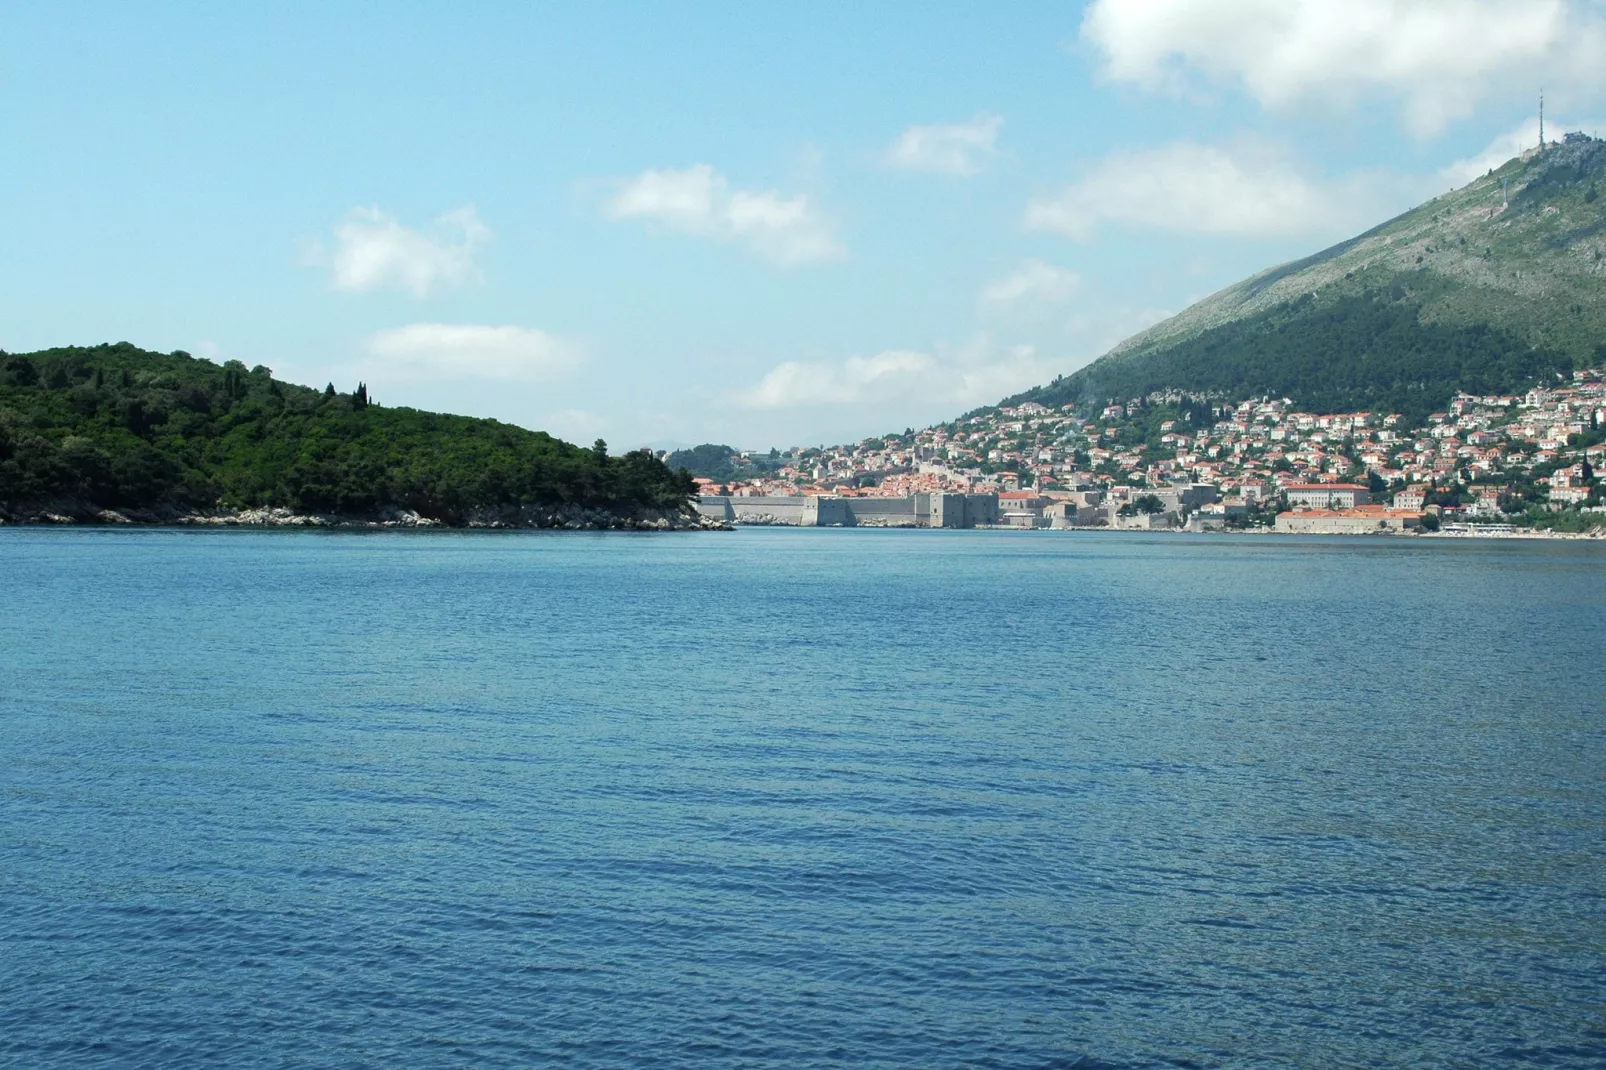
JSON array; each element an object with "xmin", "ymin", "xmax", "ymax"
[{"xmin": 0, "ymin": 500, "xmax": 732, "ymax": 532}]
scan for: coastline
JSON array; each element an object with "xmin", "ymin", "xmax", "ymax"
[
  {"xmin": 717, "ymin": 520, "xmax": 1606, "ymax": 541},
  {"xmin": 0, "ymin": 501, "xmax": 733, "ymax": 532},
  {"xmin": 5, "ymin": 502, "xmax": 1597, "ymax": 539}
]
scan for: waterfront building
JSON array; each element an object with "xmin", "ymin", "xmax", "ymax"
[
  {"xmin": 1274, "ymin": 507, "xmax": 1423, "ymax": 534},
  {"xmin": 1395, "ymin": 485, "xmax": 1430, "ymax": 511},
  {"xmin": 1285, "ymin": 483, "xmax": 1372, "ymax": 509}
]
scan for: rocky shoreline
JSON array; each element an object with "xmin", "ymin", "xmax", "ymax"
[{"xmin": 0, "ymin": 500, "xmax": 732, "ymax": 532}]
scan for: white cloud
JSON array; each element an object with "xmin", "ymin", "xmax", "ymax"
[
  {"xmin": 739, "ymin": 350, "xmax": 934, "ymax": 409},
  {"xmin": 981, "ymin": 260, "xmax": 1080, "ymax": 306},
  {"xmin": 608, "ymin": 166, "xmax": 718, "ymax": 230},
  {"xmin": 1441, "ymin": 115, "xmax": 1606, "ymax": 184},
  {"xmin": 1066, "ymin": 303, "xmax": 1177, "ymax": 358},
  {"xmin": 324, "ymin": 205, "xmax": 490, "ymax": 297},
  {"xmin": 1026, "ymin": 141, "xmax": 1380, "ymax": 241},
  {"xmin": 726, "ymin": 189, "xmax": 841, "ymax": 265},
  {"xmin": 365, "ymin": 324, "xmax": 582, "ymax": 382},
  {"xmin": 539, "ymin": 408, "xmax": 609, "ymax": 444},
  {"xmin": 734, "ymin": 338, "xmax": 1057, "ymax": 413},
  {"xmin": 886, "ymin": 114, "xmax": 1003, "ymax": 175},
  {"xmin": 1081, "ymin": 0, "xmax": 1606, "ymax": 136},
  {"xmin": 606, "ymin": 164, "xmax": 842, "ymax": 265}
]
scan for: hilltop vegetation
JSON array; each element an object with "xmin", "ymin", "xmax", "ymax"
[
  {"xmin": 0, "ymin": 343, "xmax": 695, "ymax": 523},
  {"xmin": 1007, "ymin": 135, "xmax": 1606, "ymax": 422},
  {"xmin": 665, "ymin": 443, "xmax": 795, "ymax": 482},
  {"xmin": 1015, "ymin": 292, "xmax": 1582, "ymax": 425},
  {"xmin": 665, "ymin": 444, "xmax": 742, "ymax": 481}
]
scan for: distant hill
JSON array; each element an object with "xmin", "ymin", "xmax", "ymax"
[
  {"xmin": 1005, "ymin": 134, "xmax": 1606, "ymax": 423},
  {"xmin": 666, "ymin": 443, "xmax": 741, "ymax": 481},
  {"xmin": 0, "ymin": 343, "xmax": 695, "ymax": 524},
  {"xmin": 665, "ymin": 443, "xmax": 793, "ymax": 482}
]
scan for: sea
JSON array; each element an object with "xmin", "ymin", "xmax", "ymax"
[{"xmin": 1, "ymin": 527, "xmax": 1603, "ymax": 1069}]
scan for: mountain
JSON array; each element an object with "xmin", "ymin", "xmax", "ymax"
[
  {"xmin": 0, "ymin": 343, "xmax": 696, "ymax": 525},
  {"xmin": 1006, "ymin": 134, "xmax": 1606, "ymax": 423}
]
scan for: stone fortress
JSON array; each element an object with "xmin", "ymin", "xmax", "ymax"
[
  {"xmin": 695, "ymin": 492, "xmax": 1001, "ymax": 528},
  {"xmin": 696, "ymin": 484, "xmax": 1224, "ymax": 530},
  {"xmin": 697, "ymin": 480, "xmax": 1437, "ymax": 534}
]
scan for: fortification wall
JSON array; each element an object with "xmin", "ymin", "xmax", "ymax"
[
  {"xmin": 845, "ymin": 498, "xmax": 917, "ymax": 527},
  {"xmin": 1275, "ymin": 511, "xmax": 1419, "ymax": 534},
  {"xmin": 696, "ymin": 496, "xmax": 809, "ymax": 525},
  {"xmin": 964, "ymin": 494, "xmax": 1000, "ymax": 526},
  {"xmin": 695, "ymin": 497, "xmax": 733, "ymax": 521},
  {"xmin": 698, "ymin": 493, "xmax": 999, "ymax": 528}
]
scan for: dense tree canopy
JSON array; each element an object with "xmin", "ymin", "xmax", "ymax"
[
  {"xmin": 1007, "ymin": 293, "xmax": 1578, "ymax": 424},
  {"xmin": 665, "ymin": 443, "xmax": 739, "ymax": 481},
  {"xmin": 0, "ymin": 343, "xmax": 695, "ymax": 520}
]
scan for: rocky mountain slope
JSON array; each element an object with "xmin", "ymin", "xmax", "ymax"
[{"xmin": 1007, "ymin": 134, "xmax": 1606, "ymax": 421}]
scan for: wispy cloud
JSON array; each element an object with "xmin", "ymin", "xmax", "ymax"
[
  {"xmin": 739, "ymin": 350, "xmax": 934, "ymax": 409},
  {"xmin": 365, "ymin": 323, "xmax": 582, "ymax": 381},
  {"xmin": 1026, "ymin": 141, "xmax": 1383, "ymax": 241},
  {"xmin": 539, "ymin": 408, "xmax": 609, "ymax": 444},
  {"xmin": 1081, "ymin": 0, "xmax": 1606, "ymax": 136},
  {"xmin": 1440, "ymin": 115, "xmax": 1606, "ymax": 184},
  {"xmin": 980, "ymin": 260, "xmax": 1080, "ymax": 306},
  {"xmin": 886, "ymin": 114, "xmax": 1003, "ymax": 176},
  {"xmin": 734, "ymin": 338, "xmax": 1056, "ymax": 413},
  {"xmin": 316, "ymin": 205, "xmax": 491, "ymax": 298},
  {"xmin": 606, "ymin": 164, "xmax": 842, "ymax": 266}
]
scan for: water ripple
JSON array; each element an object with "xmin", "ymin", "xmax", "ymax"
[{"xmin": 1, "ymin": 528, "xmax": 1603, "ymax": 1068}]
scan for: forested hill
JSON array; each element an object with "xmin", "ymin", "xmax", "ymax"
[
  {"xmin": 0, "ymin": 343, "xmax": 695, "ymax": 524},
  {"xmin": 1004, "ymin": 134, "xmax": 1606, "ymax": 424}
]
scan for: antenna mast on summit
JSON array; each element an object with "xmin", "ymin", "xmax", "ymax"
[{"xmin": 1539, "ymin": 89, "xmax": 1545, "ymax": 152}]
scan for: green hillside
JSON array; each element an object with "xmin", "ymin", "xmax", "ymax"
[
  {"xmin": 0, "ymin": 343, "xmax": 695, "ymax": 523},
  {"xmin": 1008, "ymin": 134, "xmax": 1606, "ymax": 423}
]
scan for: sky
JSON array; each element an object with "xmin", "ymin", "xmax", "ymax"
[{"xmin": 4, "ymin": 1, "xmax": 1606, "ymax": 450}]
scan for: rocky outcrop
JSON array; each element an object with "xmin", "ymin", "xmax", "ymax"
[
  {"xmin": 455, "ymin": 503, "xmax": 727, "ymax": 531},
  {"xmin": 724, "ymin": 512, "xmax": 793, "ymax": 526},
  {"xmin": 0, "ymin": 499, "xmax": 730, "ymax": 531}
]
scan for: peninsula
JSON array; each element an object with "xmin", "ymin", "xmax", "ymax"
[{"xmin": 0, "ymin": 344, "xmax": 708, "ymax": 529}]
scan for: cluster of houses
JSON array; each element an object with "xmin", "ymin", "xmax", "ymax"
[{"xmin": 676, "ymin": 367, "xmax": 1606, "ymax": 533}]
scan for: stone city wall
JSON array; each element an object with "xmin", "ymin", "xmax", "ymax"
[
  {"xmin": 697, "ymin": 493, "xmax": 999, "ymax": 528},
  {"xmin": 694, "ymin": 495, "xmax": 809, "ymax": 525},
  {"xmin": 1274, "ymin": 510, "xmax": 1421, "ymax": 534}
]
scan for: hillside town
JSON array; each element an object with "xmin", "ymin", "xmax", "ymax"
[{"xmin": 678, "ymin": 366, "xmax": 1606, "ymax": 534}]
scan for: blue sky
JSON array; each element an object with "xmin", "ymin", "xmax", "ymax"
[{"xmin": 5, "ymin": 1, "xmax": 1605, "ymax": 449}]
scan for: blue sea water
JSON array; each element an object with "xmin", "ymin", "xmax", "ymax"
[{"xmin": 1, "ymin": 527, "xmax": 1603, "ymax": 1069}]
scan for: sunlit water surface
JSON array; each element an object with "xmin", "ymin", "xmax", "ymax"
[{"xmin": 2, "ymin": 527, "xmax": 1603, "ymax": 1068}]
